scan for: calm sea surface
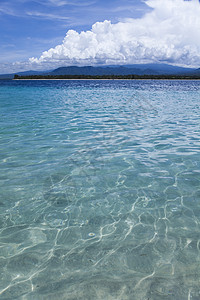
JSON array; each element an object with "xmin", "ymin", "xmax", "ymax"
[{"xmin": 0, "ymin": 79, "xmax": 200, "ymax": 299}]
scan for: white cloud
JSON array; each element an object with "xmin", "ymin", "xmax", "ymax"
[
  {"xmin": 1, "ymin": 0, "xmax": 200, "ymax": 74},
  {"xmin": 28, "ymin": 0, "xmax": 200, "ymax": 68},
  {"xmin": 0, "ymin": 3, "xmax": 18, "ymax": 16},
  {"xmin": 34, "ymin": 0, "xmax": 96, "ymax": 7},
  {"xmin": 26, "ymin": 11, "xmax": 70, "ymax": 20}
]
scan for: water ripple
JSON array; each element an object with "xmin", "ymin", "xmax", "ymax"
[{"xmin": 0, "ymin": 80, "xmax": 200, "ymax": 299}]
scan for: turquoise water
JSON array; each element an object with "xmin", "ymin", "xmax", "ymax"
[{"xmin": 0, "ymin": 79, "xmax": 200, "ymax": 299}]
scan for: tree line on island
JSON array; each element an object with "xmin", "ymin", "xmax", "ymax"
[{"xmin": 14, "ymin": 74, "xmax": 200, "ymax": 80}]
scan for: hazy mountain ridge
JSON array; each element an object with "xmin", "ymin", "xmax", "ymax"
[
  {"xmin": 49, "ymin": 64, "xmax": 196, "ymax": 76},
  {"xmin": 0, "ymin": 64, "xmax": 199, "ymax": 79},
  {"xmin": 0, "ymin": 70, "xmax": 48, "ymax": 79}
]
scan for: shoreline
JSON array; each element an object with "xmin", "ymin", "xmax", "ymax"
[{"xmin": 13, "ymin": 78, "xmax": 200, "ymax": 81}]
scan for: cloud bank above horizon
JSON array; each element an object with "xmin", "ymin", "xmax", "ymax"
[{"xmin": 4, "ymin": 0, "xmax": 200, "ymax": 73}]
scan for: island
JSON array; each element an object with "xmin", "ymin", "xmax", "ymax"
[{"xmin": 14, "ymin": 74, "xmax": 200, "ymax": 80}]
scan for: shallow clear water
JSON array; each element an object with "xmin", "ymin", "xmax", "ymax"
[{"xmin": 0, "ymin": 79, "xmax": 200, "ymax": 299}]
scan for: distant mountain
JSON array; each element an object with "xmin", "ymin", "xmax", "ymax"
[
  {"xmin": 49, "ymin": 64, "xmax": 196, "ymax": 76},
  {"xmin": 189, "ymin": 68, "xmax": 200, "ymax": 75},
  {"xmin": 50, "ymin": 66, "xmax": 143, "ymax": 76},
  {"xmin": 0, "ymin": 74, "xmax": 14, "ymax": 79},
  {"xmin": 0, "ymin": 64, "xmax": 198, "ymax": 79},
  {"xmin": 0, "ymin": 70, "xmax": 49, "ymax": 79},
  {"xmin": 103, "ymin": 63, "xmax": 196, "ymax": 74}
]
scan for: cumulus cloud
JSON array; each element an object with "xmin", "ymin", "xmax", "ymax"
[
  {"xmin": 29, "ymin": 0, "xmax": 200, "ymax": 68},
  {"xmin": 16, "ymin": 0, "xmax": 200, "ymax": 69}
]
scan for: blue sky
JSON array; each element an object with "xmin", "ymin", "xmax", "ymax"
[
  {"xmin": 0, "ymin": 0, "xmax": 148, "ymax": 64},
  {"xmin": 1, "ymin": 0, "xmax": 200, "ymax": 73}
]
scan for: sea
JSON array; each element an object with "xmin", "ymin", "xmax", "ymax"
[{"xmin": 0, "ymin": 79, "xmax": 200, "ymax": 300}]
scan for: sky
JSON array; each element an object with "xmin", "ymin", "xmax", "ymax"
[{"xmin": 0, "ymin": 0, "xmax": 200, "ymax": 73}]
